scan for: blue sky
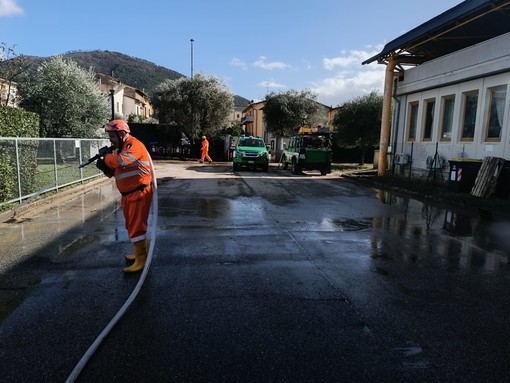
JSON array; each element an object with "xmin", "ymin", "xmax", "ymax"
[{"xmin": 1, "ymin": 0, "xmax": 463, "ymax": 106}]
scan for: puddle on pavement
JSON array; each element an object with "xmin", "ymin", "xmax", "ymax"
[
  {"xmin": 57, "ymin": 234, "xmax": 100, "ymax": 258},
  {"xmin": 330, "ymin": 218, "xmax": 373, "ymax": 231},
  {"xmin": 371, "ymin": 190, "xmax": 509, "ymax": 273},
  {"xmin": 157, "ymin": 188, "xmax": 509, "ymax": 274},
  {"xmin": 3, "ymin": 183, "xmax": 509, "ymax": 279},
  {"xmin": 159, "ymin": 196, "xmax": 267, "ymax": 226}
]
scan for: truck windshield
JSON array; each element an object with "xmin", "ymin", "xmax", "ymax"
[{"xmin": 240, "ymin": 139, "xmax": 263, "ymax": 147}]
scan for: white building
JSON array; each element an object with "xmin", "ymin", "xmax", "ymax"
[
  {"xmin": 0, "ymin": 78, "xmax": 17, "ymax": 107},
  {"xmin": 364, "ymin": 0, "xmax": 510, "ymax": 181}
]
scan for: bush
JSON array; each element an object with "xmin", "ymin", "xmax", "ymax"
[{"xmin": 0, "ymin": 105, "xmax": 39, "ymax": 203}]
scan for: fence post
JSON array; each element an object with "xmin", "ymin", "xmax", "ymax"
[
  {"xmin": 53, "ymin": 139, "xmax": 59, "ymax": 191},
  {"xmin": 78, "ymin": 139, "xmax": 84, "ymax": 183},
  {"xmin": 15, "ymin": 138, "xmax": 22, "ymax": 204}
]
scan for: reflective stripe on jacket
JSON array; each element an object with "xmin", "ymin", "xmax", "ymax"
[{"xmin": 104, "ymin": 135, "xmax": 152, "ymax": 194}]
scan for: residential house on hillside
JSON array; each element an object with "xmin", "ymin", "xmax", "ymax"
[
  {"xmin": 96, "ymin": 73, "xmax": 153, "ymax": 120},
  {"xmin": 327, "ymin": 106, "xmax": 341, "ymax": 129},
  {"xmin": 241, "ymin": 100, "xmax": 284, "ymax": 161},
  {"xmin": 122, "ymin": 86, "xmax": 153, "ymax": 120},
  {"xmin": 241, "ymin": 101, "xmax": 265, "ymax": 138},
  {"xmin": 363, "ymin": 0, "xmax": 510, "ymax": 183},
  {"xmin": 0, "ymin": 78, "xmax": 17, "ymax": 107},
  {"xmin": 229, "ymin": 106, "xmax": 245, "ymax": 125}
]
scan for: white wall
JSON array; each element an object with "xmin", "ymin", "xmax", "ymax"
[{"xmin": 393, "ymin": 32, "xmax": 510, "ymax": 176}]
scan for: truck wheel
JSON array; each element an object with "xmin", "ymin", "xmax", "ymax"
[
  {"xmin": 292, "ymin": 160, "xmax": 302, "ymax": 175},
  {"xmin": 282, "ymin": 156, "xmax": 289, "ymax": 170},
  {"xmin": 320, "ymin": 164, "xmax": 331, "ymax": 175}
]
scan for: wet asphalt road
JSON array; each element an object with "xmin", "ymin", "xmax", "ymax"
[{"xmin": 1, "ymin": 161, "xmax": 509, "ymax": 382}]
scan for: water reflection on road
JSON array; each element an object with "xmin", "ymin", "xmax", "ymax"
[{"xmin": 372, "ymin": 190, "xmax": 509, "ymax": 274}]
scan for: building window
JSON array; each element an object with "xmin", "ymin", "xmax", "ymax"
[
  {"xmin": 423, "ymin": 99, "xmax": 435, "ymax": 141},
  {"xmin": 461, "ymin": 91, "xmax": 478, "ymax": 141},
  {"xmin": 407, "ymin": 102, "xmax": 419, "ymax": 141},
  {"xmin": 440, "ymin": 96, "xmax": 455, "ymax": 141},
  {"xmin": 485, "ymin": 86, "xmax": 507, "ymax": 142}
]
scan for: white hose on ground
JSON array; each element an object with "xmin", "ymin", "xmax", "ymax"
[{"xmin": 65, "ymin": 155, "xmax": 158, "ymax": 383}]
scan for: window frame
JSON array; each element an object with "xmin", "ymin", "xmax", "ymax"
[
  {"xmin": 422, "ymin": 98, "xmax": 436, "ymax": 141},
  {"xmin": 460, "ymin": 90, "xmax": 479, "ymax": 142},
  {"xmin": 440, "ymin": 95, "xmax": 455, "ymax": 142},
  {"xmin": 484, "ymin": 85, "xmax": 507, "ymax": 143},
  {"xmin": 407, "ymin": 101, "xmax": 419, "ymax": 142}
]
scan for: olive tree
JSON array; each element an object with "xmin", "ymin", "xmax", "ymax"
[
  {"xmin": 153, "ymin": 73, "xmax": 234, "ymax": 142},
  {"xmin": 18, "ymin": 56, "xmax": 109, "ymax": 138},
  {"xmin": 0, "ymin": 42, "xmax": 27, "ymax": 106},
  {"xmin": 332, "ymin": 91, "xmax": 383, "ymax": 164},
  {"xmin": 263, "ymin": 90, "xmax": 325, "ymax": 137}
]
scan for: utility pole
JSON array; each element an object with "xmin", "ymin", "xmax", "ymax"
[{"xmin": 190, "ymin": 38, "xmax": 194, "ymax": 78}]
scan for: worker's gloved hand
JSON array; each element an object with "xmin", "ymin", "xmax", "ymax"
[
  {"xmin": 96, "ymin": 158, "xmax": 113, "ymax": 177},
  {"xmin": 98, "ymin": 146, "xmax": 113, "ymax": 157}
]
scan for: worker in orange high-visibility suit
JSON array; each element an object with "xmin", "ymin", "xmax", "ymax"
[
  {"xmin": 96, "ymin": 120, "xmax": 154, "ymax": 273},
  {"xmin": 199, "ymin": 135, "xmax": 213, "ymax": 163}
]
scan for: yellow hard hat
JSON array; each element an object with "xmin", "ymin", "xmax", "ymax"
[{"xmin": 202, "ymin": 135, "xmax": 206, "ymax": 139}]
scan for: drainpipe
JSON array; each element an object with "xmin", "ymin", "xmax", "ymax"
[{"xmin": 378, "ymin": 57, "xmax": 397, "ymax": 176}]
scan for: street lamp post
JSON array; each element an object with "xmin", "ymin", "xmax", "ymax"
[
  {"xmin": 252, "ymin": 108, "xmax": 257, "ymax": 137},
  {"xmin": 190, "ymin": 38, "xmax": 194, "ymax": 78},
  {"xmin": 109, "ymin": 85, "xmax": 115, "ymax": 120}
]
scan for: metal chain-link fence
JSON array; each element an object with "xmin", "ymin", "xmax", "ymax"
[{"xmin": 0, "ymin": 137, "xmax": 110, "ymax": 209}]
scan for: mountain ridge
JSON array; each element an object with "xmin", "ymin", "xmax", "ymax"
[{"xmin": 17, "ymin": 50, "xmax": 251, "ymax": 107}]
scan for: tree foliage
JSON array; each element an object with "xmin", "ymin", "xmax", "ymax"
[
  {"xmin": 332, "ymin": 91, "xmax": 383, "ymax": 164},
  {"xmin": 153, "ymin": 73, "xmax": 234, "ymax": 141},
  {"xmin": 2, "ymin": 50, "xmax": 251, "ymax": 106},
  {"xmin": 17, "ymin": 56, "xmax": 109, "ymax": 138},
  {"xmin": 263, "ymin": 90, "xmax": 326, "ymax": 137},
  {"xmin": 0, "ymin": 42, "xmax": 28, "ymax": 106}
]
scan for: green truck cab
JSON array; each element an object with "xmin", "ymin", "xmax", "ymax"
[
  {"xmin": 281, "ymin": 127, "xmax": 332, "ymax": 175},
  {"xmin": 233, "ymin": 136, "xmax": 270, "ymax": 172}
]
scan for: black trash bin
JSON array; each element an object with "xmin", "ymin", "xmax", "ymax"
[
  {"xmin": 495, "ymin": 160, "xmax": 510, "ymax": 199},
  {"xmin": 448, "ymin": 158, "xmax": 482, "ymax": 193}
]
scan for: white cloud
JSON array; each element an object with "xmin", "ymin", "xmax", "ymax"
[
  {"xmin": 311, "ymin": 66, "xmax": 386, "ymax": 106},
  {"xmin": 229, "ymin": 57, "xmax": 247, "ymax": 69},
  {"xmin": 0, "ymin": 0, "xmax": 23, "ymax": 16},
  {"xmin": 323, "ymin": 48, "xmax": 383, "ymax": 70},
  {"xmin": 308, "ymin": 46, "xmax": 386, "ymax": 105},
  {"xmin": 253, "ymin": 56, "xmax": 291, "ymax": 70},
  {"xmin": 301, "ymin": 59, "xmax": 313, "ymax": 71},
  {"xmin": 259, "ymin": 81, "xmax": 286, "ymax": 90}
]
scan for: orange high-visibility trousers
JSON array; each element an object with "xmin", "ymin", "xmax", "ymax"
[
  {"xmin": 121, "ymin": 185, "xmax": 153, "ymax": 242},
  {"xmin": 200, "ymin": 149, "xmax": 212, "ymax": 163}
]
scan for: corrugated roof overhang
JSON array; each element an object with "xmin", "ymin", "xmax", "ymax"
[{"xmin": 363, "ymin": 0, "xmax": 510, "ymax": 67}]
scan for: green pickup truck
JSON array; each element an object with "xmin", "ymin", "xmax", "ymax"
[{"xmin": 281, "ymin": 127, "xmax": 332, "ymax": 175}]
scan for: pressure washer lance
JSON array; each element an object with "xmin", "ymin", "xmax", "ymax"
[{"xmin": 79, "ymin": 145, "xmax": 115, "ymax": 168}]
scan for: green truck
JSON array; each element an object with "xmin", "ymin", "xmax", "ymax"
[
  {"xmin": 281, "ymin": 127, "xmax": 332, "ymax": 175},
  {"xmin": 232, "ymin": 136, "xmax": 270, "ymax": 172}
]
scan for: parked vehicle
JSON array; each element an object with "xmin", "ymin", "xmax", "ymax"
[
  {"xmin": 281, "ymin": 126, "xmax": 332, "ymax": 175},
  {"xmin": 233, "ymin": 136, "xmax": 270, "ymax": 171}
]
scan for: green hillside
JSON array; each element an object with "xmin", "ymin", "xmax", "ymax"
[{"xmin": 9, "ymin": 50, "xmax": 251, "ymax": 107}]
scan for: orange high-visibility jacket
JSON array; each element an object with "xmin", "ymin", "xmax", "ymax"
[
  {"xmin": 201, "ymin": 138, "xmax": 209, "ymax": 152},
  {"xmin": 104, "ymin": 135, "xmax": 152, "ymax": 194}
]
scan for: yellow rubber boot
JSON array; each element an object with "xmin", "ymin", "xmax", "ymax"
[
  {"xmin": 123, "ymin": 239, "xmax": 148, "ymax": 273},
  {"xmin": 124, "ymin": 239, "xmax": 148, "ymax": 261}
]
